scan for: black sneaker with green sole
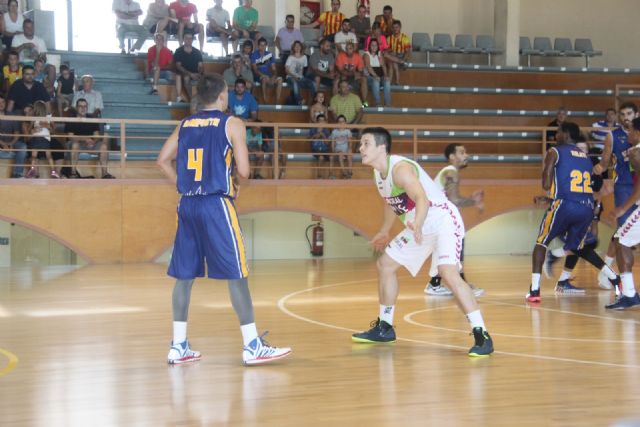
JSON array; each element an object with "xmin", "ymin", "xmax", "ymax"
[
  {"xmin": 468, "ymin": 327, "xmax": 494, "ymax": 357},
  {"xmin": 352, "ymin": 318, "xmax": 396, "ymax": 343}
]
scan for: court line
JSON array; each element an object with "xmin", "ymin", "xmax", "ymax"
[
  {"xmin": 404, "ymin": 308, "xmax": 640, "ymax": 344},
  {"xmin": 277, "ymin": 280, "xmax": 640, "ymax": 369},
  {"xmin": 0, "ymin": 348, "xmax": 18, "ymax": 377}
]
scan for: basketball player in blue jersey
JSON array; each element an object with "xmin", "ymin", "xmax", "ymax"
[
  {"xmin": 157, "ymin": 73, "xmax": 291, "ymax": 365},
  {"xmin": 352, "ymin": 127, "xmax": 493, "ymax": 357},
  {"xmin": 528, "ymin": 122, "xmax": 619, "ymax": 302},
  {"xmin": 593, "ymin": 102, "xmax": 639, "ymax": 289},
  {"xmin": 606, "ymin": 117, "xmax": 640, "ymax": 309}
]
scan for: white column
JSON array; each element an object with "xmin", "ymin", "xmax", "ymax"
[
  {"xmin": 494, "ymin": 0, "xmax": 520, "ymax": 66},
  {"xmin": 275, "ymin": 0, "xmax": 301, "ymax": 28}
]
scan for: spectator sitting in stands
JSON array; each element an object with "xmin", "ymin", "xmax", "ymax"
[
  {"xmin": 335, "ymin": 41, "xmax": 367, "ymax": 105},
  {"xmin": 309, "ymin": 91, "xmax": 328, "ymax": 123},
  {"xmin": 365, "ymin": 22, "xmax": 388, "ymax": 52},
  {"xmin": 275, "ymin": 14, "xmax": 303, "ymax": 63},
  {"xmin": 260, "ymin": 121, "xmax": 286, "ymax": 179},
  {"xmin": 363, "ymin": 38, "xmax": 391, "ymax": 107},
  {"xmin": 0, "ymin": 0, "xmax": 23, "ymax": 51},
  {"xmin": 228, "ymin": 78, "xmax": 258, "ymax": 121},
  {"xmin": 3, "ymin": 50, "xmax": 21, "ymax": 95},
  {"xmin": 24, "ymin": 100, "xmax": 57, "ymax": 178},
  {"xmin": 169, "ymin": 0, "xmax": 205, "ymax": 52},
  {"xmin": 303, "ymin": 0, "xmax": 345, "ymax": 43},
  {"xmin": 223, "ymin": 53, "xmax": 253, "ymax": 91},
  {"xmin": 374, "ymin": 5, "xmax": 394, "ymax": 37},
  {"xmin": 7, "ymin": 64, "xmax": 50, "ymax": 115},
  {"xmin": 73, "ymin": 74, "xmax": 103, "ymax": 118},
  {"xmin": 66, "ymin": 98, "xmax": 113, "ymax": 179},
  {"xmin": 285, "ymin": 41, "xmax": 315, "ymax": 105},
  {"xmin": 33, "ymin": 57, "xmax": 45, "ymax": 82},
  {"xmin": 246, "ymin": 122, "xmax": 265, "ymax": 179},
  {"xmin": 147, "ymin": 32, "xmax": 173, "ymax": 94},
  {"xmin": 240, "ymin": 39, "xmax": 254, "ymax": 70},
  {"xmin": 334, "ymin": 18, "xmax": 358, "ymax": 53},
  {"xmin": 143, "ymin": 0, "xmax": 176, "ymax": 38},
  {"xmin": 330, "ymin": 114, "xmax": 353, "ymax": 178},
  {"xmin": 0, "ymin": 96, "xmax": 26, "ymax": 178},
  {"xmin": 11, "ymin": 19, "xmax": 47, "ymax": 66},
  {"xmin": 173, "ymin": 31, "xmax": 203, "ymax": 103},
  {"xmin": 112, "ymin": 0, "xmax": 149, "ymax": 54},
  {"xmin": 329, "ymin": 78, "xmax": 363, "ymax": 124},
  {"xmin": 206, "ymin": 0, "xmax": 237, "ymax": 57},
  {"xmin": 232, "ymin": 0, "xmax": 262, "ymax": 45},
  {"xmin": 56, "ymin": 64, "xmax": 75, "ymax": 116},
  {"xmin": 591, "ymin": 108, "xmax": 619, "ymax": 149},
  {"xmin": 546, "ymin": 107, "xmax": 566, "ymax": 143},
  {"xmin": 251, "ymin": 37, "xmax": 282, "ymax": 104},
  {"xmin": 384, "ymin": 20, "xmax": 411, "ymax": 85},
  {"xmin": 308, "ymin": 37, "xmax": 338, "ymax": 95},
  {"xmin": 309, "ymin": 113, "xmax": 332, "ymax": 178},
  {"xmin": 42, "ymin": 63, "xmax": 56, "ymax": 100},
  {"xmin": 349, "ymin": 4, "xmax": 370, "ymax": 49}
]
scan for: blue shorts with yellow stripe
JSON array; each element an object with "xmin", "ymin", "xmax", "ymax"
[
  {"xmin": 536, "ymin": 199, "xmax": 593, "ymax": 251},
  {"xmin": 168, "ymin": 195, "xmax": 249, "ymax": 280}
]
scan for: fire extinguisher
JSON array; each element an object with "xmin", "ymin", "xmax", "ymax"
[{"xmin": 306, "ymin": 222, "xmax": 324, "ymax": 256}]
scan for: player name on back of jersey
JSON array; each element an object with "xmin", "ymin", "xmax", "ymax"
[
  {"xmin": 183, "ymin": 118, "xmax": 221, "ymax": 128},
  {"xmin": 570, "ymin": 149, "xmax": 587, "ymax": 159}
]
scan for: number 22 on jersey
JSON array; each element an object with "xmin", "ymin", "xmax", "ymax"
[
  {"xmin": 188, "ymin": 148, "xmax": 204, "ymax": 182},
  {"xmin": 570, "ymin": 170, "xmax": 592, "ymax": 193}
]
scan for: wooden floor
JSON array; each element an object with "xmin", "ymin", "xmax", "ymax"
[{"xmin": 1, "ymin": 256, "xmax": 640, "ymax": 426}]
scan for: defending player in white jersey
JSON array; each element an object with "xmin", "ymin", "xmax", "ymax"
[{"xmin": 351, "ymin": 127, "xmax": 493, "ymax": 357}]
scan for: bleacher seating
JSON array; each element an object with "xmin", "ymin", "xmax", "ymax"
[
  {"xmin": 412, "ymin": 33, "xmax": 501, "ymax": 65},
  {"xmin": 575, "ymin": 38, "xmax": 603, "ymax": 67}
]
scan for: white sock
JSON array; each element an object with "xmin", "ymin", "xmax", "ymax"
[
  {"xmin": 604, "ymin": 256, "xmax": 615, "ymax": 266},
  {"xmin": 379, "ymin": 304, "xmax": 395, "ymax": 325},
  {"xmin": 551, "ymin": 247, "xmax": 565, "ymax": 258},
  {"xmin": 531, "ymin": 273, "xmax": 541, "ymax": 291},
  {"xmin": 466, "ymin": 310, "xmax": 486, "ymax": 330},
  {"xmin": 558, "ymin": 270, "xmax": 572, "ymax": 281},
  {"xmin": 620, "ymin": 272, "xmax": 636, "ymax": 298},
  {"xmin": 241, "ymin": 323, "xmax": 259, "ymax": 346},
  {"xmin": 173, "ymin": 321, "xmax": 187, "ymax": 344},
  {"xmin": 601, "ymin": 265, "xmax": 617, "ymax": 280}
]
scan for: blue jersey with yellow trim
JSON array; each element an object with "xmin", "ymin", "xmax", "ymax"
[
  {"xmin": 549, "ymin": 143, "xmax": 594, "ymax": 205},
  {"xmin": 176, "ymin": 109, "xmax": 235, "ymax": 197},
  {"xmin": 611, "ymin": 127, "xmax": 633, "ymax": 185}
]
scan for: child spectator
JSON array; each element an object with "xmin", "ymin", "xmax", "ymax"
[
  {"xmin": 246, "ymin": 123, "xmax": 265, "ymax": 179},
  {"xmin": 309, "ymin": 114, "xmax": 331, "ymax": 178},
  {"xmin": 42, "ymin": 64, "xmax": 57, "ymax": 100},
  {"xmin": 33, "ymin": 58, "xmax": 45, "ymax": 82},
  {"xmin": 3, "ymin": 50, "xmax": 21, "ymax": 94},
  {"xmin": 56, "ymin": 64, "xmax": 75, "ymax": 116},
  {"xmin": 24, "ymin": 100, "xmax": 57, "ymax": 178},
  {"xmin": 309, "ymin": 91, "xmax": 328, "ymax": 123},
  {"xmin": 330, "ymin": 114, "xmax": 352, "ymax": 178}
]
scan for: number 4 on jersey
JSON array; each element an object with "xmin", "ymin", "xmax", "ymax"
[{"xmin": 188, "ymin": 148, "xmax": 204, "ymax": 182}]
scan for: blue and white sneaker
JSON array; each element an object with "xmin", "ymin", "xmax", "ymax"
[
  {"xmin": 605, "ymin": 293, "xmax": 640, "ymax": 310},
  {"xmin": 167, "ymin": 340, "xmax": 201, "ymax": 365},
  {"xmin": 243, "ymin": 332, "xmax": 292, "ymax": 366},
  {"xmin": 555, "ymin": 279, "xmax": 586, "ymax": 294}
]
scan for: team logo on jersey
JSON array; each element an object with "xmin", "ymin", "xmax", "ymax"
[{"xmin": 385, "ymin": 193, "xmax": 416, "ymax": 216}]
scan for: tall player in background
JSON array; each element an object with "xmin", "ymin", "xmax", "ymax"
[
  {"xmin": 593, "ymin": 102, "xmax": 639, "ymax": 290},
  {"xmin": 606, "ymin": 117, "xmax": 640, "ymax": 309},
  {"xmin": 527, "ymin": 123, "xmax": 619, "ymax": 302},
  {"xmin": 352, "ymin": 127, "xmax": 493, "ymax": 357},
  {"xmin": 424, "ymin": 143, "xmax": 485, "ymax": 297},
  {"xmin": 157, "ymin": 73, "xmax": 291, "ymax": 365}
]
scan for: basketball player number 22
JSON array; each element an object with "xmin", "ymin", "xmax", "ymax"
[
  {"xmin": 570, "ymin": 170, "xmax": 592, "ymax": 193},
  {"xmin": 188, "ymin": 148, "xmax": 204, "ymax": 182}
]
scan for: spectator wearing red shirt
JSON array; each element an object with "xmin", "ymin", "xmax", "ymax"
[
  {"xmin": 335, "ymin": 41, "xmax": 366, "ymax": 105},
  {"xmin": 147, "ymin": 32, "xmax": 174, "ymax": 94},
  {"xmin": 169, "ymin": 0, "xmax": 205, "ymax": 51}
]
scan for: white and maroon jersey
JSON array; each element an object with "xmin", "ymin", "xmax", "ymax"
[{"xmin": 374, "ymin": 155, "xmax": 460, "ymax": 234}]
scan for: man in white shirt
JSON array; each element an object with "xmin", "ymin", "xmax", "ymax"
[
  {"xmin": 112, "ymin": 0, "xmax": 149, "ymax": 54},
  {"xmin": 333, "ymin": 19, "xmax": 357, "ymax": 53},
  {"xmin": 11, "ymin": 19, "xmax": 46, "ymax": 66},
  {"xmin": 206, "ymin": 0, "xmax": 237, "ymax": 56},
  {"xmin": 73, "ymin": 75, "xmax": 104, "ymax": 118}
]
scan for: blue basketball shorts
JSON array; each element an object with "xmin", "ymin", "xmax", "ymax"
[
  {"xmin": 168, "ymin": 195, "xmax": 249, "ymax": 280},
  {"xmin": 536, "ymin": 199, "xmax": 593, "ymax": 252}
]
